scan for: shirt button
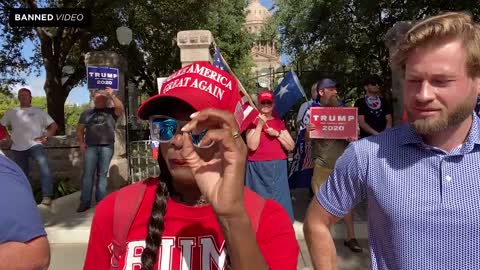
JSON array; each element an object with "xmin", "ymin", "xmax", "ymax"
[{"xmin": 445, "ymin": 175, "xmax": 452, "ymax": 182}]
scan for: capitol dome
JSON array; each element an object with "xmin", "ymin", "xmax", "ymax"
[{"xmin": 245, "ymin": 0, "xmax": 271, "ymax": 25}]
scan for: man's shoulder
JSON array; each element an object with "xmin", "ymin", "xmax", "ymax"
[
  {"xmin": 0, "ymin": 154, "xmax": 35, "ymax": 203},
  {"xmin": 352, "ymin": 124, "xmax": 410, "ymax": 152},
  {"xmin": 4, "ymin": 107, "xmax": 19, "ymax": 114},
  {"xmin": 0, "ymin": 154, "xmax": 26, "ymax": 179},
  {"xmin": 80, "ymin": 108, "xmax": 97, "ymax": 117}
]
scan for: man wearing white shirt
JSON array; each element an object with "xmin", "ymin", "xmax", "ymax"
[{"xmin": 1, "ymin": 88, "xmax": 58, "ymax": 206}]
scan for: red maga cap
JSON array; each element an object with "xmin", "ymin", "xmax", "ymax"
[
  {"xmin": 258, "ymin": 91, "xmax": 274, "ymax": 103},
  {"xmin": 137, "ymin": 61, "xmax": 241, "ymax": 120}
]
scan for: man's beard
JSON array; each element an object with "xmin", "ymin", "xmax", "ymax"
[
  {"xmin": 324, "ymin": 96, "xmax": 339, "ymax": 107},
  {"xmin": 409, "ymin": 92, "xmax": 476, "ymax": 135}
]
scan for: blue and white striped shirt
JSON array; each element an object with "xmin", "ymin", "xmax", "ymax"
[{"xmin": 318, "ymin": 113, "xmax": 480, "ymax": 270}]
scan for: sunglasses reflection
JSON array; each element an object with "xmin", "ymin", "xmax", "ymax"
[{"xmin": 150, "ymin": 115, "xmax": 213, "ymax": 148}]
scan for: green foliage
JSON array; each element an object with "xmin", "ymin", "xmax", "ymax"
[
  {"xmin": 0, "ymin": 93, "xmax": 18, "ymax": 117},
  {"xmin": 271, "ymin": 0, "xmax": 480, "ymax": 102},
  {"xmin": 1, "ymin": 0, "xmax": 255, "ymax": 131},
  {"xmin": 65, "ymin": 103, "xmax": 89, "ymax": 129},
  {"xmin": 32, "ymin": 176, "xmax": 79, "ymax": 203},
  {"xmin": 31, "ymin": 96, "xmax": 47, "ymax": 110}
]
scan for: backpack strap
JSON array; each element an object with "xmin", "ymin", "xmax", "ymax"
[
  {"xmin": 243, "ymin": 188, "xmax": 266, "ymax": 233},
  {"xmin": 110, "ymin": 180, "xmax": 148, "ymax": 269}
]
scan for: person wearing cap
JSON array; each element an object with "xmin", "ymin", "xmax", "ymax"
[
  {"xmin": 83, "ymin": 62, "xmax": 299, "ymax": 270},
  {"xmin": 0, "ymin": 87, "xmax": 58, "ymax": 206},
  {"xmin": 245, "ymin": 91, "xmax": 295, "ymax": 222},
  {"xmin": 76, "ymin": 87, "xmax": 124, "ymax": 213},
  {"xmin": 301, "ymin": 78, "xmax": 363, "ymax": 253},
  {"xmin": 354, "ymin": 75, "xmax": 393, "ymax": 138}
]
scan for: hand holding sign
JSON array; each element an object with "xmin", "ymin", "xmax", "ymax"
[
  {"xmin": 105, "ymin": 87, "xmax": 114, "ymax": 97},
  {"xmin": 306, "ymin": 123, "xmax": 316, "ymax": 132},
  {"xmin": 309, "ymin": 107, "xmax": 358, "ymax": 140}
]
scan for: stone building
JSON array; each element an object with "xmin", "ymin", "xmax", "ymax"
[{"xmin": 245, "ymin": 0, "xmax": 282, "ymax": 89}]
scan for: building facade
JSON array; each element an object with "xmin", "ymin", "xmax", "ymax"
[{"xmin": 245, "ymin": 0, "xmax": 282, "ymax": 89}]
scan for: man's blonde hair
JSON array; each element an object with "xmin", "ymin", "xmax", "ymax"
[{"xmin": 392, "ymin": 12, "xmax": 480, "ymax": 78}]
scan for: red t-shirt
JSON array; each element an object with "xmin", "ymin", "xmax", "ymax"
[
  {"xmin": 247, "ymin": 118, "xmax": 288, "ymax": 161},
  {"xmin": 83, "ymin": 180, "xmax": 299, "ymax": 270}
]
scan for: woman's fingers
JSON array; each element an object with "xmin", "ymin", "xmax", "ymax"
[{"xmin": 197, "ymin": 128, "xmax": 242, "ymax": 153}]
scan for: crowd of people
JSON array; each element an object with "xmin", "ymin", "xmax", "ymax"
[{"xmin": 1, "ymin": 10, "xmax": 480, "ymax": 270}]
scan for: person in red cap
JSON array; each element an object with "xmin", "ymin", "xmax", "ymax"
[
  {"xmin": 245, "ymin": 91, "xmax": 295, "ymax": 222},
  {"xmin": 83, "ymin": 62, "xmax": 299, "ymax": 270}
]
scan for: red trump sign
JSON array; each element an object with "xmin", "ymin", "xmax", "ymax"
[{"xmin": 309, "ymin": 107, "xmax": 358, "ymax": 139}]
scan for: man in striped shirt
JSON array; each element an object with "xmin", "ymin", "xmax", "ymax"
[{"xmin": 304, "ymin": 12, "xmax": 480, "ymax": 270}]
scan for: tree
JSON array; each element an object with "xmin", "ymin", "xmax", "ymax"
[
  {"xmin": 271, "ymin": 0, "xmax": 480, "ymax": 103},
  {"xmin": 125, "ymin": 0, "xmax": 255, "ymax": 96},
  {"xmin": 1, "ymin": 0, "xmax": 254, "ymax": 133},
  {"xmin": 1, "ymin": 0, "xmax": 133, "ymax": 134}
]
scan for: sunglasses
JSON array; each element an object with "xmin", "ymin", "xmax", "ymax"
[
  {"xmin": 149, "ymin": 115, "xmax": 213, "ymax": 148},
  {"xmin": 261, "ymin": 101, "xmax": 272, "ymax": 105}
]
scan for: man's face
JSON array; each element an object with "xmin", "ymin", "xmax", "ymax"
[
  {"xmin": 318, "ymin": 87, "xmax": 338, "ymax": 107},
  {"xmin": 93, "ymin": 90, "xmax": 108, "ymax": 107},
  {"xmin": 18, "ymin": 89, "xmax": 32, "ymax": 107},
  {"xmin": 404, "ymin": 38, "xmax": 480, "ymax": 135},
  {"xmin": 365, "ymin": 83, "xmax": 380, "ymax": 95}
]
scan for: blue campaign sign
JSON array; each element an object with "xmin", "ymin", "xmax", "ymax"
[{"xmin": 87, "ymin": 66, "xmax": 119, "ymax": 91}]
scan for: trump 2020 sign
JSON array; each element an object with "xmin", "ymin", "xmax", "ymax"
[
  {"xmin": 87, "ymin": 66, "xmax": 119, "ymax": 91},
  {"xmin": 309, "ymin": 107, "xmax": 358, "ymax": 139}
]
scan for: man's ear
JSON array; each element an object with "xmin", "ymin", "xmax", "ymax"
[
  {"xmin": 364, "ymin": 85, "xmax": 368, "ymax": 92},
  {"xmin": 317, "ymin": 89, "xmax": 324, "ymax": 97}
]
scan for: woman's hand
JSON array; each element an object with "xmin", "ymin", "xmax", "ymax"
[
  {"xmin": 257, "ymin": 114, "xmax": 268, "ymax": 125},
  {"xmin": 179, "ymin": 108, "xmax": 247, "ymax": 218},
  {"xmin": 265, "ymin": 127, "xmax": 279, "ymax": 137}
]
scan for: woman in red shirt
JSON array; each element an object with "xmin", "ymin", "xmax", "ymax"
[
  {"xmin": 245, "ymin": 91, "xmax": 295, "ymax": 222},
  {"xmin": 83, "ymin": 62, "xmax": 299, "ymax": 270}
]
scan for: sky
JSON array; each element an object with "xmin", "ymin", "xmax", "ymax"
[{"xmin": 12, "ymin": 0, "xmax": 276, "ymax": 105}]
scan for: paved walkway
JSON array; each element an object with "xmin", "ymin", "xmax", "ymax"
[{"xmin": 43, "ymin": 189, "xmax": 371, "ymax": 269}]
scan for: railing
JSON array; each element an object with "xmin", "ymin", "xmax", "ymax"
[{"xmin": 128, "ymin": 140, "xmax": 159, "ymax": 183}]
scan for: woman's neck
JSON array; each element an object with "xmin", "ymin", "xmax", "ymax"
[
  {"xmin": 263, "ymin": 113, "xmax": 274, "ymax": 119},
  {"xmin": 170, "ymin": 183, "xmax": 208, "ymax": 206},
  {"xmin": 171, "ymin": 194, "xmax": 208, "ymax": 206}
]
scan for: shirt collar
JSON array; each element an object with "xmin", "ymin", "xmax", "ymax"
[{"xmin": 401, "ymin": 113, "xmax": 480, "ymax": 150}]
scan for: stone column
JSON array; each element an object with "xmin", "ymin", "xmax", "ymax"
[
  {"xmin": 385, "ymin": 21, "xmax": 413, "ymax": 125},
  {"xmin": 84, "ymin": 51, "xmax": 129, "ymax": 191},
  {"xmin": 177, "ymin": 30, "xmax": 214, "ymax": 66}
]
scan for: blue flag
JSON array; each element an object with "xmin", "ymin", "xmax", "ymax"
[
  {"xmin": 213, "ymin": 48, "xmax": 229, "ymax": 72},
  {"xmin": 288, "ymin": 129, "xmax": 314, "ymax": 189},
  {"xmin": 273, "ymin": 71, "xmax": 306, "ymax": 118}
]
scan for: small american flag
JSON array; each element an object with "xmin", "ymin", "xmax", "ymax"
[{"xmin": 213, "ymin": 47, "xmax": 259, "ymax": 132}]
